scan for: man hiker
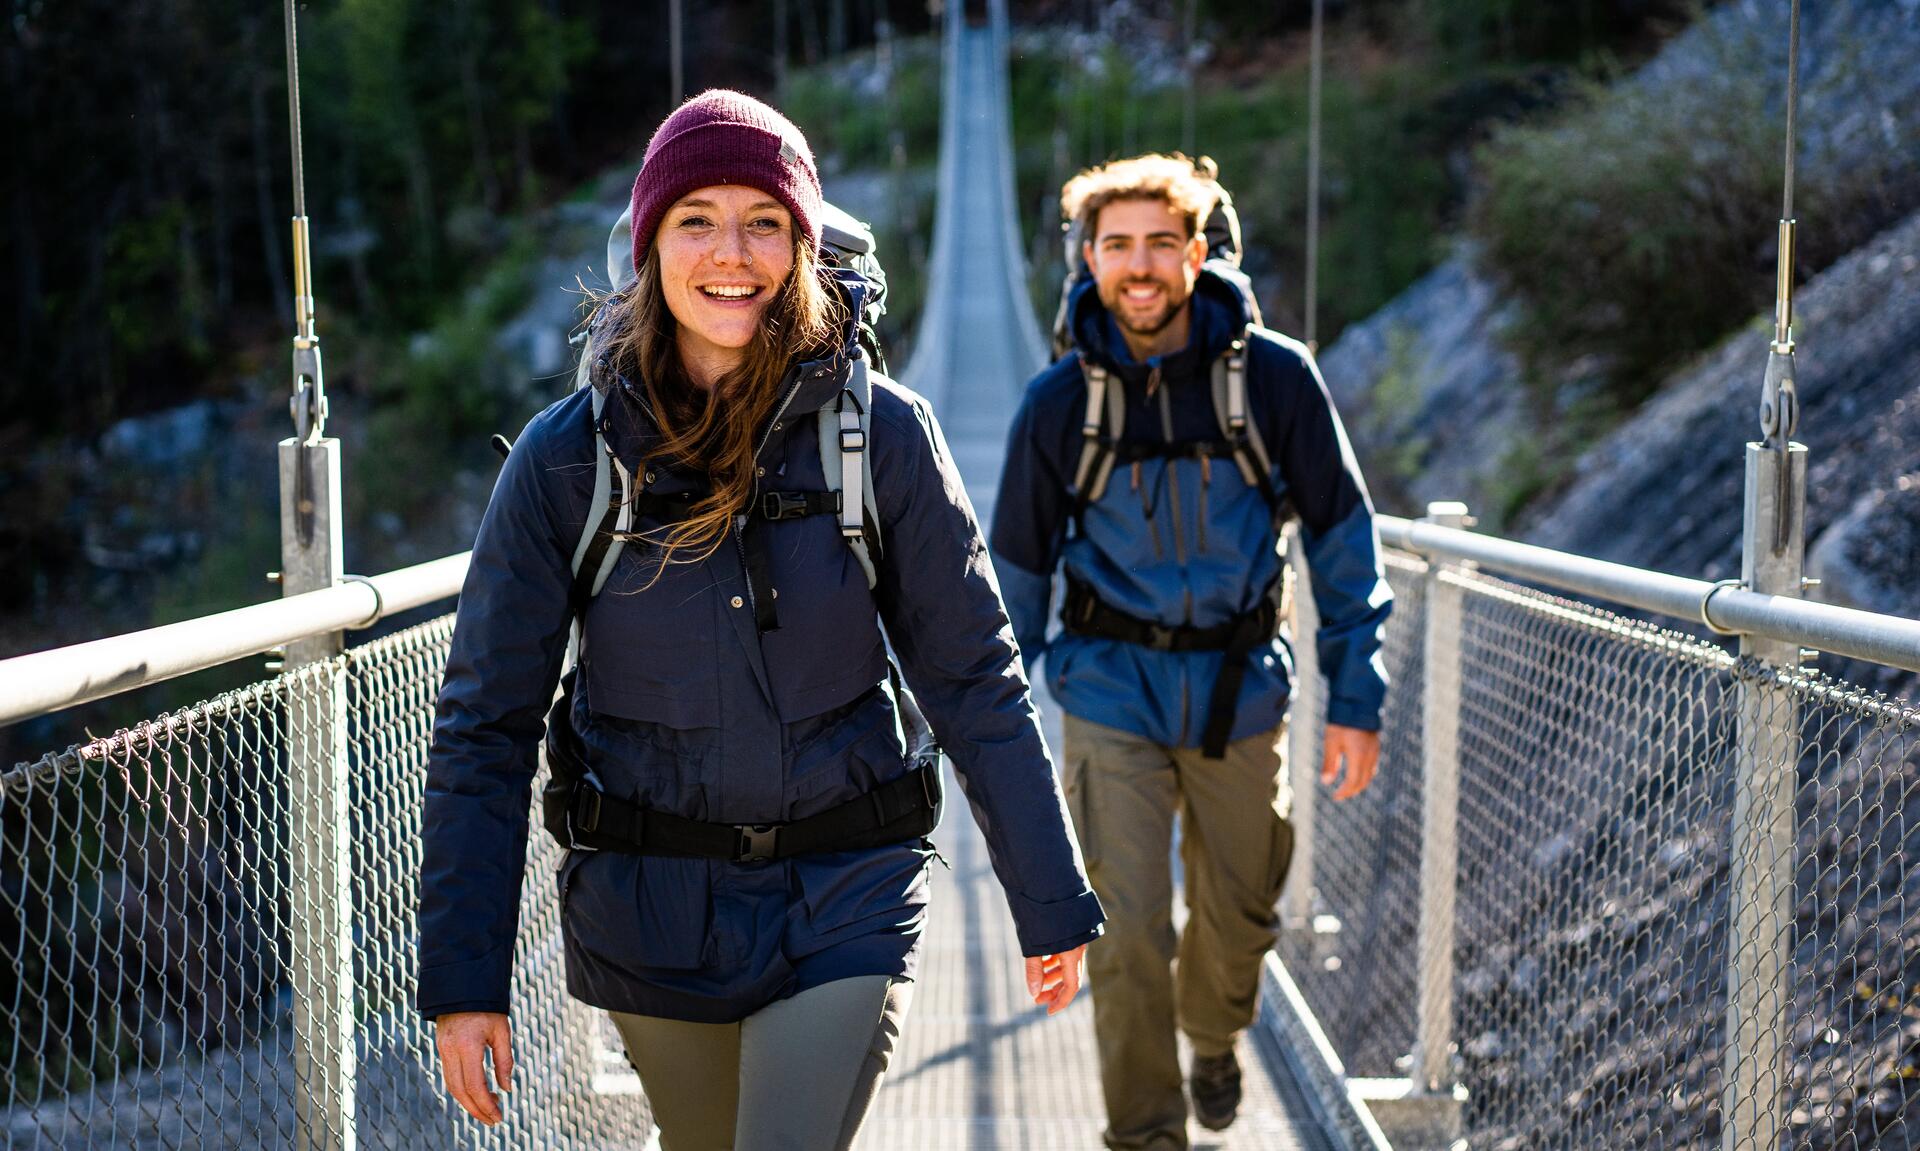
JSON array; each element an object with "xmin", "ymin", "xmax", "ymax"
[{"xmin": 990, "ymin": 153, "xmax": 1393, "ymax": 1150}]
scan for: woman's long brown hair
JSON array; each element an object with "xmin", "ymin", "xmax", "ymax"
[{"xmin": 586, "ymin": 236, "xmax": 845, "ymax": 577}]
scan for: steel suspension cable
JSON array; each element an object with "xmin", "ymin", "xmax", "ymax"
[
  {"xmin": 1304, "ymin": 0, "xmax": 1324, "ymax": 350},
  {"xmin": 1759, "ymin": 0, "xmax": 1804, "ymax": 553},
  {"xmin": 282, "ymin": 0, "xmax": 325, "ymax": 454}
]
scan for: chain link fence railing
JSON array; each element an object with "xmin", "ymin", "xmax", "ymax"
[
  {"xmin": 1282, "ymin": 550, "xmax": 1427, "ymax": 1078},
  {"xmin": 1, "ymin": 615, "xmax": 655, "ymax": 1149},
  {"xmin": 1284, "ymin": 549, "xmax": 1920, "ymax": 1150}
]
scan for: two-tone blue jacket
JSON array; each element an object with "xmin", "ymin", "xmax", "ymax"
[
  {"xmin": 990, "ymin": 267, "xmax": 1392, "ymax": 746},
  {"xmin": 419, "ymin": 287, "xmax": 1104, "ymax": 1023}
]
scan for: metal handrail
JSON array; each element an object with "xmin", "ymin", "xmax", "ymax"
[
  {"xmin": 0, "ymin": 553, "xmax": 469, "ymax": 728},
  {"xmin": 1377, "ymin": 514, "xmax": 1920, "ymax": 673}
]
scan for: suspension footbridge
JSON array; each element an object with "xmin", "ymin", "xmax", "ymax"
[{"xmin": 4, "ymin": 1, "xmax": 1920, "ymax": 1150}]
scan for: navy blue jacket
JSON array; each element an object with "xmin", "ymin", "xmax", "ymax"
[
  {"xmin": 990, "ymin": 267, "xmax": 1392, "ymax": 746},
  {"xmin": 418, "ymin": 297, "xmax": 1104, "ymax": 1023}
]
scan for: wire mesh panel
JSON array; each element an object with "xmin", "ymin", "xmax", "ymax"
[
  {"xmin": 347, "ymin": 617, "xmax": 656, "ymax": 1150},
  {"xmin": 1, "ymin": 615, "xmax": 655, "ymax": 1148},
  {"xmin": 1448, "ymin": 572, "xmax": 1740, "ymax": 1149},
  {"xmin": 1284, "ymin": 548, "xmax": 1920, "ymax": 1151},
  {"xmin": 1, "ymin": 675, "xmax": 306, "ymax": 1147},
  {"xmin": 1280, "ymin": 550, "xmax": 1427, "ymax": 1077},
  {"xmin": 1779, "ymin": 673, "xmax": 1920, "ymax": 1150}
]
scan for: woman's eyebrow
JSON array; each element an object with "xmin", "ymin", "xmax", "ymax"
[{"xmin": 672, "ymin": 198, "xmax": 787, "ymax": 213}]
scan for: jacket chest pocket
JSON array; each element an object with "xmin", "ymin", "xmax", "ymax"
[
  {"xmin": 757, "ymin": 516, "xmax": 888, "ymax": 719},
  {"xmin": 581, "ymin": 545, "xmax": 722, "ymax": 729}
]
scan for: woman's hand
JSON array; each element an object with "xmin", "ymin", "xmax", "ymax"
[
  {"xmin": 1026, "ymin": 945, "xmax": 1089, "ymax": 1015},
  {"xmin": 435, "ymin": 1011, "xmax": 514, "ymax": 1125}
]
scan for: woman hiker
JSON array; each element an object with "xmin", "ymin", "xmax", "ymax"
[{"xmin": 416, "ymin": 89, "xmax": 1104, "ymax": 1151}]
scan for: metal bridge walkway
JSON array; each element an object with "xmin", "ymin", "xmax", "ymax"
[{"xmin": 871, "ymin": 6, "xmax": 1337, "ymax": 1148}]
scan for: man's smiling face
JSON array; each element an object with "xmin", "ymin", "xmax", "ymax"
[{"xmin": 1082, "ymin": 197, "xmax": 1206, "ymax": 345}]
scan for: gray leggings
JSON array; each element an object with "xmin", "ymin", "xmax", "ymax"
[{"xmin": 610, "ymin": 976, "xmax": 911, "ymax": 1151}]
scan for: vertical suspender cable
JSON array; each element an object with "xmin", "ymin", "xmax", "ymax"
[
  {"xmin": 283, "ymin": 0, "xmax": 327, "ymax": 552},
  {"xmin": 1181, "ymin": 0, "xmax": 1198, "ymax": 154},
  {"xmin": 1772, "ymin": 0, "xmax": 1801, "ymax": 357},
  {"xmin": 1760, "ymin": 0, "xmax": 1803, "ymax": 551},
  {"xmin": 1304, "ymin": 0, "xmax": 1324, "ymax": 350},
  {"xmin": 670, "ymin": 0, "xmax": 685, "ymax": 106}
]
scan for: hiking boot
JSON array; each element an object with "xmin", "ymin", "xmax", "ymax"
[{"xmin": 1190, "ymin": 1050, "xmax": 1242, "ymax": 1131}]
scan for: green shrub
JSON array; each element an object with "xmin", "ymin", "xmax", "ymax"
[{"xmin": 1468, "ymin": 43, "xmax": 1781, "ymax": 408}]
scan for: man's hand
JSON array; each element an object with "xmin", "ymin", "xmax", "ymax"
[
  {"xmin": 436, "ymin": 1011, "xmax": 513, "ymax": 1125},
  {"xmin": 1026, "ymin": 944, "xmax": 1088, "ymax": 1015},
  {"xmin": 1320, "ymin": 725, "xmax": 1381, "ymax": 801}
]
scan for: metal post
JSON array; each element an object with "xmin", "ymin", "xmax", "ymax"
[
  {"xmin": 1722, "ymin": 434, "xmax": 1806, "ymax": 1151},
  {"xmin": 1281, "ymin": 525, "xmax": 1319, "ymax": 931},
  {"xmin": 281, "ymin": 438, "xmax": 353, "ymax": 1150},
  {"xmin": 1416, "ymin": 501, "xmax": 1467, "ymax": 1093}
]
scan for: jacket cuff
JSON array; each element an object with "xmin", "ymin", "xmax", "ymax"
[
  {"xmin": 417, "ymin": 948, "xmax": 514, "ymax": 1019},
  {"xmin": 1008, "ymin": 887, "xmax": 1107, "ymax": 957},
  {"xmin": 424, "ymin": 999, "xmax": 512, "ymax": 1021},
  {"xmin": 1325, "ymin": 697, "xmax": 1383, "ymax": 733}
]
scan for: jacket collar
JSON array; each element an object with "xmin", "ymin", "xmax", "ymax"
[{"xmin": 1068, "ymin": 261, "xmax": 1256, "ymax": 383}]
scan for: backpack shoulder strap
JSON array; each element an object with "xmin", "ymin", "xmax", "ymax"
[
  {"xmin": 1210, "ymin": 331, "xmax": 1288, "ymax": 526},
  {"xmin": 819, "ymin": 353, "xmax": 883, "ymax": 589},
  {"xmin": 569, "ymin": 338, "xmax": 634, "ymax": 609},
  {"xmin": 1071, "ymin": 357, "xmax": 1125, "ymax": 510}
]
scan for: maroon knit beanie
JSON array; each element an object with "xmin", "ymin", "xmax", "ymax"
[{"xmin": 628, "ymin": 89, "xmax": 823, "ymax": 276}]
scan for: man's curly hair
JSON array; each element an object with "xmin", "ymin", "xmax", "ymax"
[{"xmin": 1060, "ymin": 153, "xmax": 1218, "ymax": 238}]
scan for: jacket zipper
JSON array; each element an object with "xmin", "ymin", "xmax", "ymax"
[
  {"xmin": 1154, "ymin": 374, "xmax": 1191, "ymax": 581},
  {"xmin": 734, "ymin": 367, "xmax": 813, "ymax": 620}
]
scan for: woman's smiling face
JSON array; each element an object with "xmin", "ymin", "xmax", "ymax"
[{"xmin": 655, "ymin": 184, "xmax": 798, "ymax": 381}]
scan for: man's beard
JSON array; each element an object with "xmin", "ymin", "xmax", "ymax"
[{"xmin": 1103, "ymin": 280, "xmax": 1188, "ymax": 338}]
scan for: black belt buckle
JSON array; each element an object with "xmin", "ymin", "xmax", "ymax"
[
  {"xmin": 738, "ymin": 824, "xmax": 780, "ymax": 862},
  {"xmin": 567, "ymin": 784, "xmax": 604, "ymax": 851},
  {"xmin": 761, "ymin": 491, "xmax": 808, "ymax": 521},
  {"xmin": 1145, "ymin": 623, "xmax": 1178, "ymax": 652}
]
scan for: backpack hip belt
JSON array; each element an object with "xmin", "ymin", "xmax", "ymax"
[{"xmin": 1059, "ymin": 575, "xmax": 1281, "ymax": 759}]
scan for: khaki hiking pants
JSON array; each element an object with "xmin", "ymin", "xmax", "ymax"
[{"xmin": 1062, "ymin": 713, "xmax": 1294, "ymax": 1151}]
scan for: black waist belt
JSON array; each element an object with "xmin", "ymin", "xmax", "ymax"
[
  {"xmin": 542, "ymin": 741, "xmax": 941, "ymax": 862},
  {"xmin": 1061, "ymin": 576, "xmax": 1278, "ymax": 759}
]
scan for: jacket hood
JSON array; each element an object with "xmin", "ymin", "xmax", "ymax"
[{"xmin": 1067, "ymin": 260, "xmax": 1258, "ymax": 380}]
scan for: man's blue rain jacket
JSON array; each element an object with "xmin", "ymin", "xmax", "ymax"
[
  {"xmin": 418, "ymin": 285, "xmax": 1104, "ymax": 1023},
  {"xmin": 990, "ymin": 265, "xmax": 1393, "ymax": 746}
]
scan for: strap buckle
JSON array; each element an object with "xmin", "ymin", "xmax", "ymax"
[
  {"xmin": 567, "ymin": 782, "xmax": 604, "ymax": 851},
  {"xmin": 761, "ymin": 490, "xmax": 813, "ymax": 520},
  {"xmin": 737, "ymin": 823, "xmax": 780, "ymax": 863},
  {"xmin": 839, "ymin": 427, "xmax": 866, "ymax": 453}
]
